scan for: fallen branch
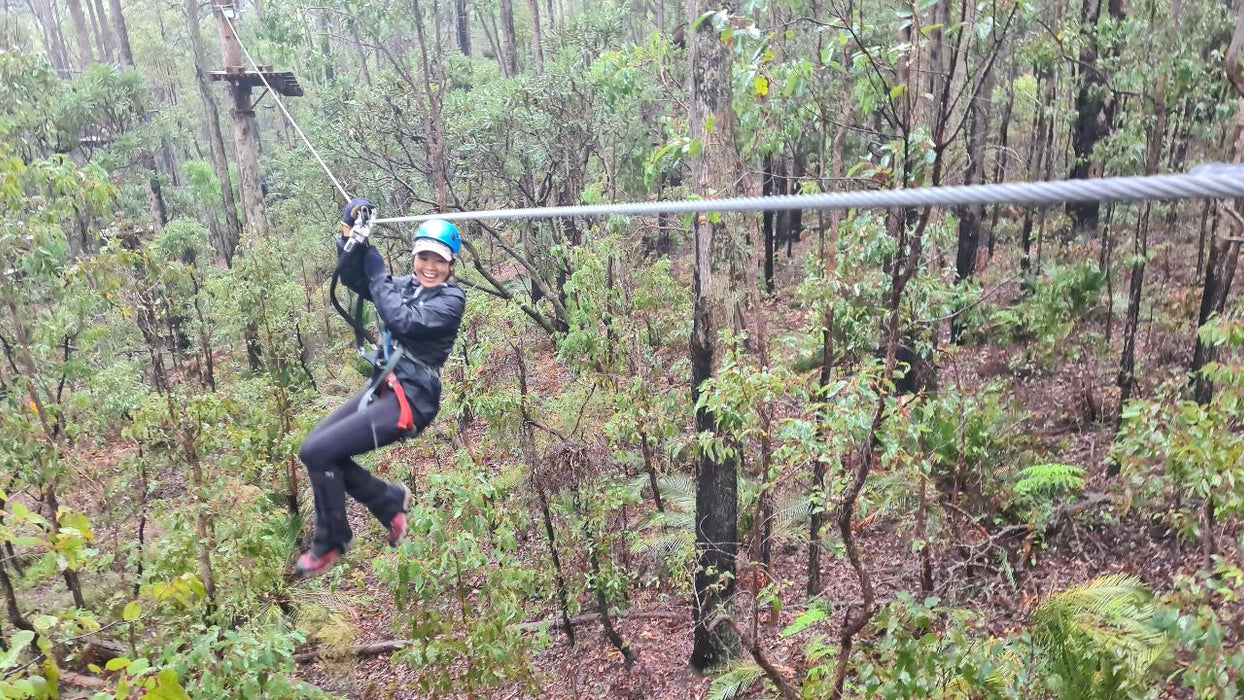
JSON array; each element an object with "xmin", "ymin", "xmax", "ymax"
[
  {"xmin": 294, "ymin": 639, "xmax": 410, "ymax": 664},
  {"xmin": 294, "ymin": 610, "xmax": 689, "ymax": 665},
  {"xmin": 511, "ymin": 609, "xmax": 685, "ymax": 632},
  {"xmin": 60, "ymin": 670, "xmax": 106, "ymax": 690}
]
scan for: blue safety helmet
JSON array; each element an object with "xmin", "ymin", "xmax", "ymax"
[{"xmin": 413, "ymin": 219, "xmax": 462, "ymax": 260}]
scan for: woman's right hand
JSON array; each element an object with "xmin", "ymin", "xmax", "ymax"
[{"xmin": 341, "ymin": 198, "xmax": 375, "ymax": 238}]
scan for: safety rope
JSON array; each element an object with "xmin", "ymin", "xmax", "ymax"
[
  {"xmin": 370, "ymin": 164, "xmax": 1244, "ymax": 225},
  {"xmin": 221, "ymin": 13, "xmax": 351, "ymax": 202}
]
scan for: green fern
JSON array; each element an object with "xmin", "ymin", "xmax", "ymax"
[
  {"xmin": 706, "ymin": 663, "xmax": 765, "ymax": 700},
  {"xmin": 1013, "ymin": 463, "xmax": 1086, "ymax": 507},
  {"xmin": 1032, "ymin": 574, "xmax": 1166, "ymax": 699}
]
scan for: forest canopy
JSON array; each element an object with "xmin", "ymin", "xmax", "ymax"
[{"xmin": 1, "ymin": 0, "xmax": 1243, "ymax": 697}]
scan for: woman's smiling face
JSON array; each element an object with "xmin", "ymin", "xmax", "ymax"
[{"xmin": 413, "ymin": 250, "xmax": 452, "ymax": 288}]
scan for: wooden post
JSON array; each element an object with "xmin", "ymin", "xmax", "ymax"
[{"xmin": 213, "ymin": 0, "xmax": 269, "ymax": 239}]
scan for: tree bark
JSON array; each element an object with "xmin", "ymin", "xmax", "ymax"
[
  {"xmin": 184, "ymin": 0, "xmax": 244, "ymax": 266},
  {"xmin": 66, "ymin": 0, "xmax": 94, "ymax": 68},
  {"xmin": 1066, "ymin": 0, "xmax": 1124, "ymax": 235},
  {"xmin": 107, "ymin": 0, "xmax": 134, "ymax": 66},
  {"xmin": 454, "ymin": 0, "xmax": 472, "ymax": 55},
  {"xmin": 688, "ymin": 0, "xmax": 741, "ymax": 671},
  {"xmin": 1192, "ymin": 5, "xmax": 1244, "ymax": 406},
  {"xmin": 499, "ymin": 0, "xmax": 519, "ymax": 75},
  {"xmin": 29, "ymin": 0, "xmax": 71, "ymax": 72},
  {"xmin": 90, "ymin": 0, "xmax": 114, "ymax": 61},
  {"xmin": 528, "ymin": 0, "xmax": 545, "ymax": 73},
  {"xmin": 213, "ymin": 0, "xmax": 269, "ymax": 239}
]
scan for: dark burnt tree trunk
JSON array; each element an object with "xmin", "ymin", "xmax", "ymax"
[
  {"xmin": 455, "ymin": 0, "xmax": 471, "ymax": 55},
  {"xmin": 953, "ymin": 65, "xmax": 993, "ymax": 340},
  {"xmin": 761, "ymin": 155, "xmax": 778, "ymax": 293},
  {"xmin": 688, "ymin": 0, "xmax": 740, "ymax": 670},
  {"xmin": 1192, "ymin": 10, "xmax": 1244, "ymax": 407},
  {"xmin": 1066, "ymin": 0, "xmax": 1125, "ymax": 235}
]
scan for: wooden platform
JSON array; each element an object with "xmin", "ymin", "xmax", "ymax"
[{"xmin": 209, "ymin": 66, "xmax": 304, "ymax": 97}]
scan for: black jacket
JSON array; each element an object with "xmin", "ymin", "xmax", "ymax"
[{"xmin": 337, "ymin": 241, "xmax": 466, "ymax": 429}]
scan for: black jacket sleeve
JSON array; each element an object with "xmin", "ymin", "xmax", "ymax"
[
  {"xmin": 363, "ymin": 252, "xmax": 466, "ymax": 339},
  {"xmin": 335, "ymin": 239, "xmax": 375, "ymax": 301}
]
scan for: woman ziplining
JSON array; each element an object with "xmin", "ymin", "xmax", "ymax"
[{"xmin": 295, "ymin": 197, "xmax": 467, "ymax": 577}]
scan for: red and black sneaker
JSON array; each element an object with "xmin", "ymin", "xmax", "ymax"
[
  {"xmin": 295, "ymin": 547, "xmax": 342, "ymax": 578},
  {"xmin": 387, "ymin": 484, "xmax": 412, "ymax": 548}
]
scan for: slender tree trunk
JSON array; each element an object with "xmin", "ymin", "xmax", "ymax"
[
  {"xmin": 499, "ymin": 0, "xmax": 519, "ymax": 75},
  {"xmin": 66, "ymin": 0, "xmax": 94, "ymax": 68},
  {"xmin": 688, "ymin": 0, "xmax": 740, "ymax": 671},
  {"xmin": 107, "ymin": 0, "xmax": 134, "ymax": 66},
  {"xmin": 810, "ymin": 56, "xmax": 850, "ymax": 595},
  {"xmin": 29, "ymin": 0, "xmax": 71, "ymax": 72},
  {"xmin": 187, "ymin": 0, "xmax": 243, "ymax": 265},
  {"xmin": 91, "ymin": 0, "xmax": 114, "ymax": 61},
  {"xmin": 988, "ymin": 55, "xmax": 1017, "ymax": 249},
  {"xmin": 214, "ymin": 0, "xmax": 269, "ymax": 239},
  {"xmin": 1192, "ymin": 9, "xmax": 1244, "ymax": 406},
  {"xmin": 528, "ymin": 0, "xmax": 545, "ymax": 73},
  {"xmin": 454, "ymin": 0, "xmax": 471, "ymax": 55}
]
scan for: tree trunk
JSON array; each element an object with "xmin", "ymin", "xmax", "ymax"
[
  {"xmin": 499, "ymin": 0, "xmax": 519, "ymax": 75},
  {"xmin": 29, "ymin": 0, "xmax": 71, "ymax": 72},
  {"xmin": 761, "ymin": 156, "xmax": 777, "ymax": 293},
  {"xmin": 1066, "ymin": 0, "xmax": 1124, "ymax": 235},
  {"xmin": 66, "ymin": 0, "xmax": 94, "ymax": 68},
  {"xmin": 107, "ymin": 0, "xmax": 134, "ymax": 66},
  {"xmin": 954, "ymin": 67, "xmax": 992, "ymax": 283},
  {"xmin": 528, "ymin": 0, "xmax": 545, "ymax": 73},
  {"xmin": 454, "ymin": 0, "xmax": 471, "ymax": 55},
  {"xmin": 186, "ymin": 0, "xmax": 243, "ymax": 266},
  {"xmin": 90, "ymin": 0, "xmax": 114, "ymax": 61},
  {"xmin": 688, "ymin": 0, "xmax": 740, "ymax": 671},
  {"xmin": 214, "ymin": 0, "xmax": 269, "ymax": 239},
  {"xmin": 1192, "ymin": 6, "xmax": 1244, "ymax": 406}
]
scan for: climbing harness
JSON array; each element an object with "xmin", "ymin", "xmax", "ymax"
[{"xmin": 322, "ymin": 201, "xmax": 419, "ymax": 444}]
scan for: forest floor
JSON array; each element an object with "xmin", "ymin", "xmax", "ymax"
[{"xmin": 289, "ymin": 229, "xmax": 1216, "ymax": 699}]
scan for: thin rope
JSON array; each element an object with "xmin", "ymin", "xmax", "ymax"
[
  {"xmin": 221, "ymin": 13, "xmax": 351, "ymax": 202},
  {"xmin": 372, "ymin": 164, "xmax": 1244, "ymax": 225}
]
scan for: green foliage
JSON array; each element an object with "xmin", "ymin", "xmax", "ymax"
[
  {"xmin": 962, "ymin": 262, "xmax": 1106, "ymax": 371},
  {"xmin": 1031, "ymin": 574, "xmax": 1165, "ymax": 699},
  {"xmin": 1011, "ymin": 463, "xmax": 1087, "ymax": 528},
  {"xmin": 706, "ymin": 663, "xmax": 765, "ymax": 700},
  {"xmin": 1114, "ymin": 316, "xmax": 1244, "ymax": 536},
  {"xmin": 376, "ymin": 466, "xmax": 542, "ymax": 695}
]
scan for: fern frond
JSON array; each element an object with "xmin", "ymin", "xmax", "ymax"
[
  {"xmin": 658, "ymin": 473, "xmax": 696, "ymax": 513},
  {"xmin": 631, "ymin": 528, "xmax": 694, "ymax": 562},
  {"xmin": 706, "ymin": 663, "xmax": 765, "ymax": 700},
  {"xmin": 1013, "ymin": 463, "xmax": 1086, "ymax": 505},
  {"xmin": 1032, "ymin": 574, "xmax": 1166, "ymax": 689}
]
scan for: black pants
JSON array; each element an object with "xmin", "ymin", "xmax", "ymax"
[{"xmin": 300, "ymin": 386, "xmax": 412, "ymax": 556}]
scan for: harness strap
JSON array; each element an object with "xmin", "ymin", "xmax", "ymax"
[
  {"xmin": 358, "ymin": 340, "xmax": 404, "ymax": 415},
  {"xmin": 385, "ymin": 373, "xmax": 415, "ymax": 432}
]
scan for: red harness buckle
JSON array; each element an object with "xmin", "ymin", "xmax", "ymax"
[{"xmin": 385, "ymin": 374, "xmax": 416, "ymax": 432}]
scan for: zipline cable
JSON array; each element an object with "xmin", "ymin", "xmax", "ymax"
[
  {"xmin": 370, "ymin": 164, "xmax": 1244, "ymax": 225},
  {"xmin": 221, "ymin": 13, "xmax": 351, "ymax": 203},
  {"xmin": 219, "ymin": 12, "xmax": 1244, "ymax": 227}
]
